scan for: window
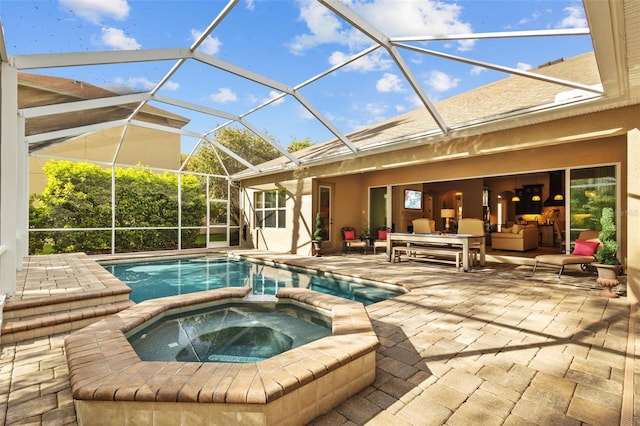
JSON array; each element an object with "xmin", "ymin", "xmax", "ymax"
[{"xmin": 255, "ymin": 190, "xmax": 286, "ymax": 229}]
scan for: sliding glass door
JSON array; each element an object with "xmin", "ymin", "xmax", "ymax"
[
  {"xmin": 568, "ymin": 165, "xmax": 617, "ymax": 243},
  {"xmin": 369, "ymin": 187, "xmax": 388, "ymax": 232}
]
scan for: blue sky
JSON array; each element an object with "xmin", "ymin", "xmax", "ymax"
[{"xmin": 0, "ymin": 0, "xmax": 593, "ymax": 153}]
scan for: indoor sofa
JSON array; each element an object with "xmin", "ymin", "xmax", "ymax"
[{"xmin": 491, "ymin": 224, "xmax": 538, "ymax": 251}]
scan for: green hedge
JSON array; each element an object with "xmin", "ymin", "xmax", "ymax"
[{"xmin": 29, "ymin": 160, "xmax": 206, "ymax": 254}]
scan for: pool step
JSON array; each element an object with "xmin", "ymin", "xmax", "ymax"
[{"xmin": 1, "ymin": 298, "xmax": 135, "ymax": 344}]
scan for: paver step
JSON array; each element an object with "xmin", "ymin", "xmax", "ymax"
[
  {"xmin": 2, "ymin": 288, "xmax": 131, "ymax": 320},
  {"xmin": 1, "ymin": 299, "xmax": 135, "ymax": 344}
]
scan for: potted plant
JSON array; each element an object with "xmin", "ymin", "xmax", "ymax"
[
  {"xmin": 359, "ymin": 226, "xmax": 372, "ymax": 243},
  {"xmin": 594, "ymin": 207, "xmax": 622, "ymax": 298},
  {"xmin": 312, "ymin": 212, "xmax": 324, "ymax": 257}
]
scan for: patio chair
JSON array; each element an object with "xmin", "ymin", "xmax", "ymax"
[
  {"xmin": 342, "ymin": 227, "xmax": 368, "ymax": 254},
  {"xmin": 532, "ymin": 230, "xmax": 601, "ymax": 277},
  {"xmin": 372, "ymin": 227, "xmax": 390, "ymax": 255}
]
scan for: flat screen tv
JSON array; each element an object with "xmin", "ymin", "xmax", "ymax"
[{"xmin": 404, "ymin": 189, "xmax": 422, "ymax": 210}]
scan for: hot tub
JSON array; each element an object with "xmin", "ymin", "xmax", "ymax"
[
  {"xmin": 64, "ymin": 286, "xmax": 380, "ymax": 425},
  {"xmin": 127, "ymin": 301, "xmax": 332, "ymax": 363}
]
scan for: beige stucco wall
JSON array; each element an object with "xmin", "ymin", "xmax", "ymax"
[
  {"xmin": 29, "ymin": 125, "xmax": 182, "ymax": 194},
  {"xmin": 241, "ymin": 177, "xmax": 315, "ymax": 254},
  {"xmin": 241, "ymin": 138, "xmax": 627, "ymax": 259}
]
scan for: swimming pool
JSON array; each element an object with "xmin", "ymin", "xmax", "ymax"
[{"xmin": 103, "ymin": 255, "xmax": 404, "ymax": 305}]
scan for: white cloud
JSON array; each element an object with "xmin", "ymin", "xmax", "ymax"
[
  {"xmin": 347, "ymin": 0, "xmax": 468, "ymax": 33},
  {"xmin": 409, "ymin": 55, "xmax": 423, "ymax": 65},
  {"xmin": 376, "ymin": 73, "xmax": 405, "ymax": 93},
  {"xmin": 210, "ymin": 88, "xmax": 238, "ymax": 103},
  {"xmin": 293, "ymin": 0, "xmax": 476, "ymax": 56},
  {"xmin": 470, "ymin": 66, "xmax": 486, "ymax": 76},
  {"xmin": 365, "ymin": 102, "xmax": 387, "ymax": 117},
  {"xmin": 60, "ymin": 0, "xmax": 130, "ymax": 25},
  {"xmin": 110, "ymin": 77, "xmax": 179, "ymax": 92},
  {"xmin": 395, "ymin": 104, "xmax": 406, "ymax": 113},
  {"xmin": 289, "ymin": 0, "xmax": 475, "ymax": 71},
  {"xmin": 329, "ymin": 50, "xmax": 392, "ymax": 72},
  {"xmin": 406, "ymin": 93, "xmax": 423, "ymax": 108},
  {"xmin": 299, "ymin": 105, "xmax": 315, "ymax": 120},
  {"xmin": 517, "ymin": 62, "xmax": 532, "ymax": 71},
  {"xmin": 126, "ymin": 77, "xmax": 156, "ymax": 91},
  {"xmin": 517, "ymin": 10, "xmax": 544, "ymax": 27},
  {"xmin": 456, "ymin": 39, "xmax": 475, "ymax": 52},
  {"xmin": 341, "ymin": 101, "xmax": 391, "ymax": 131},
  {"xmin": 99, "ymin": 27, "xmax": 140, "ymax": 50},
  {"xmin": 288, "ymin": 0, "xmax": 355, "ymax": 54},
  {"xmin": 556, "ymin": 6, "xmax": 587, "ymax": 29},
  {"xmin": 191, "ymin": 29, "xmax": 222, "ymax": 55},
  {"xmin": 264, "ymin": 90, "xmax": 285, "ymax": 106},
  {"xmin": 426, "ymin": 70, "xmax": 459, "ymax": 92},
  {"xmin": 162, "ymin": 80, "xmax": 180, "ymax": 91}
]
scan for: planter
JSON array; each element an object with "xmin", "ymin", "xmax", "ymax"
[
  {"xmin": 312, "ymin": 240, "xmax": 322, "ymax": 257},
  {"xmin": 594, "ymin": 263, "xmax": 620, "ymax": 298}
]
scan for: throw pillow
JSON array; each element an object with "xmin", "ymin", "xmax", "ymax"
[
  {"xmin": 511, "ymin": 224, "xmax": 522, "ymax": 234},
  {"xmin": 377, "ymin": 229, "xmax": 388, "ymax": 240},
  {"xmin": 572, "ymin": 239, "xmax": 600, "ymax": 256},
  {"xmin": 344, "ymin": 230, "xmax": 356, "ymax": 240}
]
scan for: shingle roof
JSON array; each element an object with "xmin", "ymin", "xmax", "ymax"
[{"xmin": 252, "ymin": 52, "xmax": 601, "ymax": 172}]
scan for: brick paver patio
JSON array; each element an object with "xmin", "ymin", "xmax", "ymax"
[{"xmin": 0, "ymin": 251, "xmax": 635, "ymax": 425}]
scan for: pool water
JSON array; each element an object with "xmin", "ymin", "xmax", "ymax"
[
  {"xmin": 127, "ymin": 302, "xmax": 332, "ymax": 363},
  {"xmin": 104, "ymin": 256, "xmax": 404, "ymax": 305}
]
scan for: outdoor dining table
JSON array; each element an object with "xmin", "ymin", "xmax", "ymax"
[{"xmin": 386, "ymin": 232, "xmax": 486, "ymax": 272}]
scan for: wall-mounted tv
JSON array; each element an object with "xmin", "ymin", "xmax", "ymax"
[{"xmin": 404, "ymin": 189, "xmax": 422, "ymax": 210}]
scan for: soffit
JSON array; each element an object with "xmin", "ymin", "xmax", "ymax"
[{"xmin": 19, "ymin": 72, "xmax": 189, "ymax": 152}]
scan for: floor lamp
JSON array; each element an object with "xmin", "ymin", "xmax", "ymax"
[{"xmin": 441, "ymin": 208, "xmax": 456, "ymax": 232}]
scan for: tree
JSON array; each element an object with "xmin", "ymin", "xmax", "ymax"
[
  {"xmin": 185, "ymin": 127, "xmax": 282, "ymax": 176},
  {"xmin": 287, "ymin": 137, "xmax": 312, "ymax": 153},
  {"xmin": 185, "ymin": 127, "xmax": 314, "ymax": 175}
]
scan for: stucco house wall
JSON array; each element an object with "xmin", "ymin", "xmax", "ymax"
[{"xmin": 239, "ymin": 106, "xmax": 631, "ymax": 268}]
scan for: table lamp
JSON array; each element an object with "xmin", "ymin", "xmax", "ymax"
[{"xmin": 441, "ymin": 208, "xmax": 456, "ymax": 231}]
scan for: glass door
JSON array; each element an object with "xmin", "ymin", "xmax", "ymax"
[
  {"xmin": 369, "ymin": 187, "xmax": 388, "ymax": 232},
  {"xmin": 568, "ymin": 165, "xmax": 617, "ymax": 245},
  {"xmin": 318, "ymin": 185, "xmax": 332, "ymax": 243}
]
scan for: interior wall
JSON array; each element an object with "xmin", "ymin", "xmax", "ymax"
[
  {"xmin": 392, "ymin": 184, "xmax": 422, "ymax": 232},
  {"xmin": 485, "ymin": 174, "xmax": 559, "ymax": 225}
]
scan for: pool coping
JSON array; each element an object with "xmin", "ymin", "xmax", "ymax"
[{"xmin": 64, "ymin": 286, "xmax": 380, "ymax": 424}]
